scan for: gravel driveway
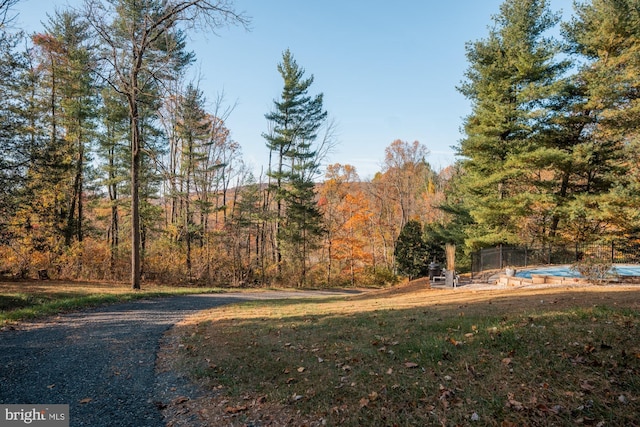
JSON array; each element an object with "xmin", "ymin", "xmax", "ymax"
[{"xmin": 0, "ymin": 290, "xmax": 358, "ymax": 426}]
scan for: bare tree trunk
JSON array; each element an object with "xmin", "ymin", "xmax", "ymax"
[
  {"xmin": 130, "ymin": 104, "xmax": 141, "ymax": 290},
  {"xmin": 275, "ymin": 147, "xmax": 284, "ymax": 275},
  {"xmin": 108, "ymin": 143, "xmax": 119, "ymax": 279},
  {"xmin": 66, "ymin": 133, "xmax": 84, "ymax": 248},
  {"xmin": 185, "ymin": 175, "xmax": 192, "ymax": 281}
]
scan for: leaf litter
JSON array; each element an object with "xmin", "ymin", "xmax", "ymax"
[{"xmin": 159, "ymin": 282, "xmax": 640, "ymax": 426}]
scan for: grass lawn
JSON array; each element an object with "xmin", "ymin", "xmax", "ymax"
[
  {"xmin": 161, "ymin": 282, "xmax": 640, "ymax": 426},
  {"xmin": 0, "ymin": 279, "xmax": 222, "ymax": 326}
]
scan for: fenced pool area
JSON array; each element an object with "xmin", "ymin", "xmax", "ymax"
[
  {"xmin": 472, "ymin": 243, "xmax": 640, "ymax": 277},
  {"xmin": 515, "ymin": 264, "xmax": 640, "ymax": 279},
  {"xmin": 498, "ymin": 263, "xmax": 640, "ymax": 286}
]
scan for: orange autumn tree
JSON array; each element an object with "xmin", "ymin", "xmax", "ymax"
[{"xmin": 320, "ymin": 164, "xmax": 372, "ymax": 286}]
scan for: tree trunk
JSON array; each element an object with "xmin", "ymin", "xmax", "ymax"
[
  {"xmin": 275, "ymin": 147, "xmax": 283, "ymax": 275},
  {"xmin": 131, "ymin": 104, "xmax": 141, "ymax": 290},
  {"xmin": 108, "ymin": 143, "xmax": 119, "ymax": 279},
  {"xmin": 66, "ymin": 135, "xmax": 84, "ymax": 247},
  {"xmin": 550, "ymin": 171, "xmax": 570, "ymax": 239}
]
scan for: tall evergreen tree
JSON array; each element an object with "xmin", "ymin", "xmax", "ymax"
[
  {"xmin": 97, "ymin": 85, "xmax": 129, "ymax": 278},
  {"xmin": 457, "ymin": 0, "xmax": 569, "ymax": 249},
  {"xmin": 39, "ymin": 10, "xmax": 99, "ymax": 247},
  {"xmin": 175, "ymin": 83, "xmax": 211, "ymax": 278},
  {"xmin": 0, "ymin": 26, "xmax": 28, "ymax": 245},
  {"xmin": 562, "ymin": 0, "xmax": 639, "ymax": 242},
  {"xmin": 264, "ymin": 49, "xmax": 327, "ymax": 283},
  {"xmin": 4, "ymin": 9, "xmax": 98, "ymax": 274}
]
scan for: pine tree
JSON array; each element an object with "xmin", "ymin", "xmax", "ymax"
[
  {"xmin": 175, "ymin": 83, "xmax": 211, "ymax": 279},
  {"xmin": 3, "ymin": 8, "xmax": 99, "ymax": 277},
  {"xmin": 562, "ymin": 0, "xmax": 639, "ymax": 243},
  {"xmin": 97, "ymin": 86, "xmax": 129, "ymax": 278},
  {"xmin": 0, "ymin": 27, "xmax": 29, "ymax": 246},
  {"xmin": 394, "ymin": 220, "xmax": 429, "ymax": 280},
  {"xmin": 264, "ymin": 49, "xmax": 327, "ymax": 284},
  {"xmin": 457, "ymin": 0, "xmax": 569, "ymax": 249},
  {"xmin": 39, "ymin": 10, "xmax": 99, "ymax": 248}
]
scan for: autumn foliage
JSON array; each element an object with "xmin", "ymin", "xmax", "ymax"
[{"xmin": 0, "ymin": 138, "xmax": 448, "ymax": 287}]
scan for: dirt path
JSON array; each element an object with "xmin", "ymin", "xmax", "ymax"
[{"xmin": 0, "ymin": 291, "xmax": 359, "ymax": 427}]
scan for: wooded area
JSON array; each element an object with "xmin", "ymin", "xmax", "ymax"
[{"xmin": 0, "ymin": 0, "xmax": 638, "ymax": 288}]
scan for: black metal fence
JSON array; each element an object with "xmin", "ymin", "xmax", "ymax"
[{"xmin": 471, "ymin": 242, "xmax": 640, "ymax": 276}]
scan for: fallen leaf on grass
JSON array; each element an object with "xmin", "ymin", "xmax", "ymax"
[
  {"xmin": 505, "ymin": 393, "xmax": 523, "ymax": 411},
  {"xmin": 447, "ymin": 337, "xmax": 462, "ymax": 346},
  {"xmin": 420, "ymin": 402, "xmax": 436, "ymax": 411},
  {"xmin": 535, "ymin": 403, "xmax": 559, "ymax": 414},
  {"xmin": 297, "ymin": 367, "xmax": 305, "ymax": 373},
  {"xmin": 404, "ymin": 362, "xmax": 419, "ymax": 369},
  {"xmin": 79, "ymin": 398, "xmax": 92, "ymax": 404},
  {"xmin": 439, "ymin": 384, "xmax": 455, "ymax": 403},
  {"xmin": 224, "ymin": 405, "xmax": 247, "ymax": 414}
]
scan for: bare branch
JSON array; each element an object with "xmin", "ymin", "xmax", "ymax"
[
  {"xmin": 0, "ymin": 0, "xmax": 20, "ymax": 29},
  {"xmin": 316, "ymin": 117, "xmax": 339, "ymax": 165}
]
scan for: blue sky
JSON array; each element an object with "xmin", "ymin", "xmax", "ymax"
[{"xmin": 14, "ymin": 0, "xmax": 575, "ymax": 179}]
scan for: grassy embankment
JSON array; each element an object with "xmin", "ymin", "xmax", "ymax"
[{"xmin": 164, "ymin": 283, "xmax": 640, "ymax": 426}]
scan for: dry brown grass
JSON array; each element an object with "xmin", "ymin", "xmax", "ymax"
[
  {"xmin": 160, "ymin": 282, "xmax": 640, "ymax": 426},
  {"xmin": 1, "ymin": 279, "xmax": 140, "ymax": 295}
]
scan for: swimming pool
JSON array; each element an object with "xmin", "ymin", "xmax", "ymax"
[{"xmin": 515, "ymin": 264, "xmax": 640, "ymax": 279}]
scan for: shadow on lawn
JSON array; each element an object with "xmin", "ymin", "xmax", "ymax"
[{"xmin": 162, "ymin": 285, "xmax": 640, "ymax": 427}]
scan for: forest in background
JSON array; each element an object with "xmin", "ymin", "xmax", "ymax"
[{"xmin": 1, "ymin": 0, "xmax": 639, "ymax": 288}]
